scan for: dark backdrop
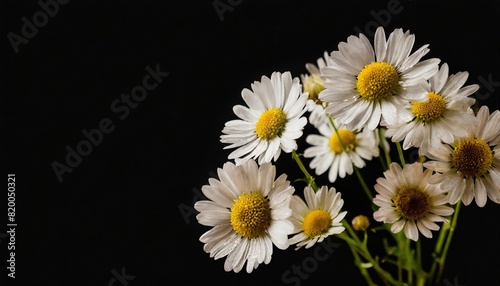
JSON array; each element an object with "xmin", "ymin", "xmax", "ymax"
[{"xmin": 1, "ymin": 1, "xmax": 499, "ymax": 285}]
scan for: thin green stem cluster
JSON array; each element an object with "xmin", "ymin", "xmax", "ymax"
[{"xmin": 289, "ymin": 123, "xmax": 460, "ymax": 286}]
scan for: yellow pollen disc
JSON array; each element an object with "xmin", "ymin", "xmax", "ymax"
[
  {"xmin": 302, "ymin": 209, "xmax": 332, "ymax": 238},
  {"xmin": 255, "ymin": 108, "xmax": 287, "ymax": 140},
  {"xmin": 330, "ymin": 129, "xmax": 357, "ymax": 154},
  {"xmin": 394, "ymin": 187, "xmax": 430, "ymax": 220},
  {"xmin": 411, "ymin": 92, "xmax": 446, "ymax": 122},
  {"xmin": 451, "ymin": 137, "xmax": 493, "ymax": 177},
  {"xmin": 356, "ymin": 62, "xmax": 399, "ymax": 101},
  {"xmin": 303, "ymin": 74, "xmax": 325, "ymax": 103},
  {"xmin": 230, "ymin": 192, "xmax": 271, "ymax": 239}
]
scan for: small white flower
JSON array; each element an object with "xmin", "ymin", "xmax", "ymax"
[
  {"xmin": 288, "ymin": 186, "xmax": 347, "ymax": 250},
  {"xmin": 220, "ymin": 71, "xmax": 309, "ymax": 165},
  {"xmin": 300, "ymin": 51, "xmax": 333, "ymax": 128},
  {"xmin": 304, "ymin": 120, "xmax": 380, "ymax": 183},
  {"xmin": 385, "ymin": 63, "xmax": 479, "ymax": 155},
  {"xmin": 194, "ymin": 160, "xmax": 295, "ymax": 273},
  {"xmin": 424, "ymin": 105, "xmax": 500, "ymax": 207},
  {"xmin": 373, "ymin": 162, "xmax": 454, "ymax": 241},
  {"xmin": 319, "ymin": 26, "xmax": 440, "ymax": 131}
]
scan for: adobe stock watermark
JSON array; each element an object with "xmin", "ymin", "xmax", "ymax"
[
  {"xmin": 212, "ymin": 0, "xmax": 243, "ymax": 22},
  {"xmin": 7, "ymin": 0, "xmax": 71, "ymax": 54},
  {"xmin": 51, "ymin": 64, "xmax": 170, "ymax": 183},
  {"xmin": 108, "ymin": 267, "xmax": 135, "ymax": 286},
  {"xmin": 474, "ymin": 73, "xmax": 500, "ymax": 108},
  {"xmin": 282, "ymin": 237, "xmax": 341, "ymax": 286},
  {"xmin": 353, "ymin": 0, "xmax": 404, "ymax": 37},
  {"xmin": 178, "ymin": 171, "xmax": 216, "ymax": 225}
]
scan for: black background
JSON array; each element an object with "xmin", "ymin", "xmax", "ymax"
[{"xmin": 1, "ymin": 1, "xmax": 499, "ymax": 285}]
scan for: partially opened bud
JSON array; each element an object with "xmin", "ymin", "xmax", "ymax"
[{"xmin": 302, "ymin": 74, "xmax": 325, "ymax": 103}]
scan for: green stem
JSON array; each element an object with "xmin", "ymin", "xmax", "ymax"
[
  {"xmin": 396, "ymin": 232, "xmax": 404, "ymax": 282},
  {"xmin": 395, "ymin": 142, "xmax": 406, "ymax": 167},
  {"xmin": 291, "ymin": 150, "xmax": 319, "ymax": 191},
  {"xmin": 340, "ymin": 220, "xmax": 401, "ymax": 286},
  {"xmin": 406, "ymin": 238, "xmax": 413, "ymax": 285},
  {"xmin": 354, "ymin": 166, "xmax": 375, "ymax": 204},
  {"xmin": 348, "ymin": 243, "xmax": 377, "ymax": 286},
  {"xmin": 329, "ymin": 120, "xmax": 375, "ymax": 205},
  {"xmin": 428, "ymin": 220, "xmax": 450, "ymax": 284},
  {"xmin": 415, "ymin": 240, "xmax": 428, "ymax": 286},
  {"xmin": 343, "ymin": 219, "xmax": 362, "ymax": 244},
  {"xmin": 435, "ymin": 201, "xmax": 461, "ymax": 284},
  {"xmin": 416, "ymin": 239, "xmax": 422, "ymax": 269}
]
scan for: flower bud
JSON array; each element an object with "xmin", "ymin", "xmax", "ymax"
[
  {"xmin": 352, "ymin": 215, "xmax": 370, "ymax": 231},
  {"xmin": 302, "ymin": 74, "xmax": 325, "ymax": 103}
]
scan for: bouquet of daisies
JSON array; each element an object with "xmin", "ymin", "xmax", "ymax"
[{"xmin": 193, "ymin": 26, "xmax": 500, "ymax": 285}]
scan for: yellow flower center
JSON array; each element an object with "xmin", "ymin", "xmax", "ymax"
[
  {"xmin": 356, "ymin": 62, "xmax": 399, "ymax": 101},
  {"xmin": 451, "ymin": 137, "xmax": 493, "ymax": 177},
  {"xmin": 411, "ymin": 92, "xmax": 446, "ymax": 122},
  {"xmin": 302, "ymin": 209, "xmax": 332, "ymax": 238},
  {"xmin": 330, "ymin": 129, "xmax": 357, "ymax": 154},
  {"xmin": 303, "ymin": 74, "xmax": 325, "ymax": 103},
  {"xmin": 255, "ymin": 108, "xmax": 287, "ymax": 140},
  {"xmin": 230, "ymin": 192, "xmax": 271, "ymax": 239},
  {"xmin": 394, "ymin": 187, "xmax": 430, "ymax": 220}
]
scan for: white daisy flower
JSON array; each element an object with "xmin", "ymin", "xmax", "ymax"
[
  {"xmin": 194, "ymin": 160, "xmax": 295, "ymax": 273},
  {"xmin": 305, "ymin": 50, "xmax": 333, "ymax": 77},
  {"xmin": 319, "ymin": 26, "xmax": 440, "ymax": 131},
  {"xmin": 288, "ymin": 185, "xmax": 347, "ymax": 250},
  {"xmin": 385, "ymin": 63, "xmax": 479, "ymax": 155},
  {"xmin": 373, "ymin": 162, "xmax": 454, "ymax": 241},
  {"xmin": 304, "ymin": 120, "xmax": 380, "ymax": 183},
  {"xmin": 220, "ymin": 71, "xmax": 309, "ymax": 166},
  {"xmin": 301, "ymin": 51, "xmax": 333, "ymax": 128},
  {"xmin": 423, "ymin": 106, "xmax": 500, "ymax": 207}
]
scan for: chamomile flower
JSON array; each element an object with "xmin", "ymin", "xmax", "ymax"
[
  {"xmin": 220, "ymin": 71, "xmax": 309, "ymax": 166},
  {"xmin": 319, "ymin": 26, "xmax": 440, "ymax": 131},
  {"xmin": 194, "ymin": 160, "xmax": 295, "ymax": 273},
  {"xmin": 385, "ymin": 63, "xmax": 479, "ymax": 155},
  {"xmin": 373, "ymin": 162, "xmax": 454, "ymax": 241},
  {"xmin": 304, "ymin": 120, "xmax": 380, "ymax": 183},
  {"xmin": 288, "ymin": 185, "xmax": 347, "ymax": 250},
  {"xmin": 424, "ymin": 106, "xmax": 500, "ymax": 207},
  {"xmin": 301, "ymin": 51, "xmax": 333, "ymax": 128}
]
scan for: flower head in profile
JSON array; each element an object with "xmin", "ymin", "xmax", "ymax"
[
  {"xmin": 319, "ymin": 26, "xmax": 440, "ymax": 131},
  {"xmin": 300, "ymin": 51, "xmax": 332, "ymax": 128},
  {"xmin": 304, "ymin": 120, "xmax": 380, "ymax": 183},
  {"xmin": 194, "ymin": 160, "xmax": 295, "ymax": 273},
  {"xmin": 288, "ymin": 186, "xmax": 347, "ymax": 250},
  {"xmin": 373, "ymin": 162, "xmax": 454, "ymax": 241},
  {"xmin": 424, "ymin": 106, "xmax": 500, "ymax": 207},
  {"xmin": 220, "ymin": 71, "xmax": 309, "ymax": 165},
  {"xmin": 385, "ymin": 63, "xmax": 479, "ymax": 155}
]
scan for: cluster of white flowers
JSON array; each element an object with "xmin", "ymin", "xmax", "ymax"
[{"xmin": 194, "ymin": 26, "xmax": 500, "ymax": 275}]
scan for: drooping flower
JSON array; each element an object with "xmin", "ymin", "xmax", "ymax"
[
  {"xmin": 424, "ymin": 105, "xmax": 500, "ymax": 207},
  {"xmin": 384, "ymin": 63, "xmax": 479, "ymax": 155},
  {"xmin": 220, "ymin": 71, "xmax": 309, "ymax": 166},
  {"xmin": 373, "ymin": 162, "xmax": 454, "ymax": 241},
  {"xmin": 303, "ymin": 120, "xmax": 380, "ymax": 183},
  {"xmin": 319, "ymin": 26, "xmax": 440, "ymax": 131},
  {"xmin": 194, "ymin": 160, "xmax": 295, "ymax": 273},
  {"xmin": 288, "ymin": 185, "xmax": 347, "ymax": 250}
]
